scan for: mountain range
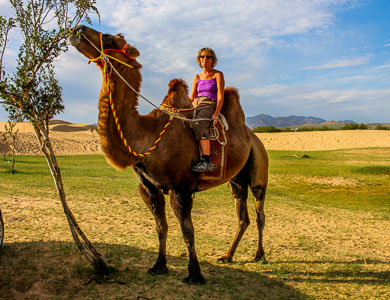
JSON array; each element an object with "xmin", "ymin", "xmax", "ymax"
[{"xmin": 245, "ymin": 114, "xmax": 355, "ymax": 129}]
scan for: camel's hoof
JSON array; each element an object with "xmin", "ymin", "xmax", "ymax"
[
  {"xmin": 217, "ymin": 255, "xmax": 233, "ymax": 263},
  {"xmin": 183, "ymin": 274, "xmax": 206, "ymax": 285},
  {"xmin": 147, "ymin": 264, "xmax": 169, "ymax": 275},
  {"xmin": 253, "ymin": 256, "xmax": 268, "ymax": 264}
]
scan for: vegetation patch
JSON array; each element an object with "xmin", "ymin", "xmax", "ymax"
[
  {"xmin": 252, "ymin": 123, "xmax": 390, "ymax": 133},
  {"xmin": 353, "ymin": 166, "xmax": 390, "ymax": 175}
]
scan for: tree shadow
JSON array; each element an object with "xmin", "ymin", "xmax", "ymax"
[{"xmin": 0, "ymin": 241, "xmax": 306, "ymax": 299}]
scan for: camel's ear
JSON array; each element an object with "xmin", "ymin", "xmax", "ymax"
[{"xmin": 125, "ymin": 45, "xmax": 140, "ymax": 58}]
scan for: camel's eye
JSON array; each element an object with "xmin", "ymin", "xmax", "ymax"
[{"xmin": 102, "ymin": 35, "xmax": 115, "ymax": 47}]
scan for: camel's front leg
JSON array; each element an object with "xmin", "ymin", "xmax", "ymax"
[
  {"xmin": 169, "ymin": 189, "xmax": 205, "ymax": 285},
  {"xmin": 138, "ymin": 183, "xmax": 169, "ymax": 275}
]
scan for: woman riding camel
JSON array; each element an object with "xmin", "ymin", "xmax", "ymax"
[{"xmin": 190, "ymin": 47, "xmax": 225, "ymax": 172}]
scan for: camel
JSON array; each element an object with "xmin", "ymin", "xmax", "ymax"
[{"xmin": 69, "ymin": 25, "xmax": 268, "ymax": 284}]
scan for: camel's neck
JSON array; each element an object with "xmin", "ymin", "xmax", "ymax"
[{"xmin": 97, "ymin": 65, "xmax": 151, "ymax": 169}]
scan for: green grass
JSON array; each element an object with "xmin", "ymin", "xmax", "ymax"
[
  {"xmin": 0, "ymin": 155, "xmax": 139, "ymax": 199},
  {"xmin": 267, "ymin": 149, "xmax": 390, "ymax": 215},
  {"xmin": 2, "ymin": 149, "xmax": 389, "ymax": 214},
  {"xmin": 1, "ymin": 149, "xmax": 389, "ymax": 299}
]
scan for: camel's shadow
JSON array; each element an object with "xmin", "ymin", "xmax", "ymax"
[{"xmin": 0, "ymin": 241, "xmax": 305, "ymax": 299}]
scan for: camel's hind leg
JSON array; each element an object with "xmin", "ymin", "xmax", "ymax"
[
  {"xmin": 138, "ymin": 182, "xmax": 169, "ymax": 275},
  {"xmin": 248, "ymin": 135, "xmax": 269, "ymax": 262},
  {"xmin": 218, "ymin": 172, "xmax": 250, "ymax": 263},
  {"xmin": 251, "ymin": 185, "xmax": 267, "ymax": 262}
]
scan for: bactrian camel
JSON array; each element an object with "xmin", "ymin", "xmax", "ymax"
[{"xmin": 69, "ymin": 25, "xmax": 268, "ymax": 284}]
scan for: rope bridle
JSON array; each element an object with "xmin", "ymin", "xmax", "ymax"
[
  {"xmin": 82, "ymin": 32, "xmax": 197, "ymax": 120},
  {"xmin": 81, "ymin": 32, "xmax": 214, "ymax": 157}
]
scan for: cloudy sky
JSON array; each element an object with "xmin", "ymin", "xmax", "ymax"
[{"xmin": 1, "ymin": 0, "xmax": 390, "ymax": 124}]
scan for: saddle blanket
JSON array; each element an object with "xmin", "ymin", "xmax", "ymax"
[{"xmin": 200, "ymin": 116, "xmax": 230, "ymax": 181}]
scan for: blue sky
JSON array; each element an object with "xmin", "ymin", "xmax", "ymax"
[{"xmin": 1, "ymin": 0, "xmax": 390, "ymax": 124}]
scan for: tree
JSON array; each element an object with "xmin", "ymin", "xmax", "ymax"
[
  {"xmin": 0, "ymin": 1, "xmax": 109, "ymax": 274},
  {"xmin": 2, "ymin": 115, "xmax": 21, "ymax": 173}
]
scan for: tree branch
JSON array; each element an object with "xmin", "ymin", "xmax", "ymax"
[{"xmin": 0, "ymin": 18, "xmax": 15, "ymax": 81}]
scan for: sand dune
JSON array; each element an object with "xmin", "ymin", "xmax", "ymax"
[
  {"xmin": 1, "ymin": 121, "xmax": 389, "ymax": 155},
  {"xmin": 0, "ymin": 121, "xmax": 99, "ymax": 155},
  {"xmin": 0, "ymin": 121, "xmax": 97, "ymax": 133},
  {"xmin": 256, "ymin": 130, "xmax": 390, "ymax": 151}
]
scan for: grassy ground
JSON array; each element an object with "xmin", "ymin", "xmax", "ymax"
[{"xmin": 0, "ymin": 148, "xmax": 389, "ymax": 299}]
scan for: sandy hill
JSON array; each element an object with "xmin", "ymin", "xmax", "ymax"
[
  {"xmin": 0, "ymin": 121, "xmax": 100, "ymax": 155},
  {"xmin": 0, "ymin": 120, "xmax": 390, "ymax": 155}
]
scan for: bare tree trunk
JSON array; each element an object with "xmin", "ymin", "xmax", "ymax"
[
  {"xmin": 11, "ymin": 146, "xmax": 15, "ymax": 173},
  {"xmin": 10, "ymin": 134, "xmax": 16, "ymax": 173},
  {"xmin": 31, "ymin": 118, "xmax": 110, "ymax": 274}
]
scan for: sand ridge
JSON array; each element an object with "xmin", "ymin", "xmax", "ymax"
[{"xmin": 1, "ymin": 121, "xmax": 390, "ymax": 155}]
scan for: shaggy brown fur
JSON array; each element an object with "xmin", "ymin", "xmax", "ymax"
[{"xmin": 69, "ymin": 25, "xmax": 269, "ymax": 284}]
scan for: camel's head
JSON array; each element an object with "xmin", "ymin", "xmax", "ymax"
[{"xmin": 68, "ymin": 25, "xmax": 140, "ymax": 67}]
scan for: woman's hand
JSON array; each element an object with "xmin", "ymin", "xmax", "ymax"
[{"xmin": 212, "ymin": 113, "xmax": 219, "ymax": 124}]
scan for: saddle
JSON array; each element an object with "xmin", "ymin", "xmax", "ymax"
[{"xmin": 200, "ymin": 114, "xmax": 230, "ymax": 181}]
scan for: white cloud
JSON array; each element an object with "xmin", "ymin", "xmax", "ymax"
[
  {"xmin": 6, "ymin": 0, "xmax": 388, "ymax": 124},
  {"xmin": 0, "ymin": 0, "xmax": 13, "ymax": 16},
  {"xmin": 243, "ymin": 84, "xmax": 380, "ymax": 122},
  {"xmin": 302, "ymin": 56, "xmax": 369, "ymax": 70},
  {"xmin": 93, "ymin": 0, "xmax": 355, "ymax": 75},
  {"xmin": 318, "ymin": 88, "xmax": 390, "ymax": 105},
  {"xmin": 60, "ymin": 102, "xmax": 98, "ymax": 124},
  {"xmin": 374, "ymin": 63, "xmax": 390, "ymax": 70},
  {"xmin": 55, "ymin": 48, "xmax": 101, "ymax": 83},
  {"xmin": 245, "ymin": 83, "xmax": 390, "ymax": 106},
  {"xmin": 62, "ymin": 0, "xmax": 360, "ymax": 122}
]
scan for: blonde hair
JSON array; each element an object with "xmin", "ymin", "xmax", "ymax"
[{"xmin": 196, "ymin": 47, "xmax": 218, "ymax": 68}]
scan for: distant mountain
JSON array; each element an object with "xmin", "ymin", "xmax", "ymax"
[
  {"xmin": 246, "ymin": 114, "xmax": 355, "ymax": 129},
  {"xmin": 246, "ymin": 114, "xmax": 326, "ymax": 129}
]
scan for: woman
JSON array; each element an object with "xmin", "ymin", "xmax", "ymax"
[{"xmin": 189, "ymin": 47, "xmax": 225, "ymax": 172}]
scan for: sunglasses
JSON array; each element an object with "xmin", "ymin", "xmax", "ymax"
[{"xmin": 200, "ymin": 55, "xmax": 212, "ymax": 59}]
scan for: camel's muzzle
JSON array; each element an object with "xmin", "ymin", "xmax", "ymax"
[
  {"xmin": 68, "ymin": 25, "xmax": 85, "ymax": 46},
  {"xmin": 68, "ymin": 35, "xmax": 81, "ymax": 46}
]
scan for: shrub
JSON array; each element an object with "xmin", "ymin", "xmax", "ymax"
[
  {"xmin": 341, "ymin": 123, "xmax": 368, "ymax": 130},
  {"xmin": 253, "ymin": 126, "xmax": 281, "ymax": 133},
  {"xmin": 374, "ymin": 125, "xmax": 390, "ymax": 130}
]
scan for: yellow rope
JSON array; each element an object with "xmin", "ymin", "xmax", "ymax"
[
  {"xmin": 94, "ymin": 33, "xmax": 174, "ymax": 158},
  {"xmin": 89, "ymin": 33, "xmax": 135, "ymax": 69}
]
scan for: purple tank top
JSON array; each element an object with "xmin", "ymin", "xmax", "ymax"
[{"xmin": 197, "ymin": 77, "xmax": 218, "ymax": 102}]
